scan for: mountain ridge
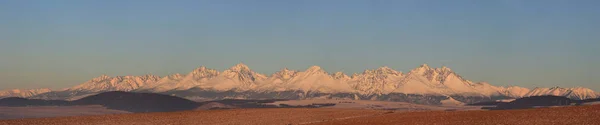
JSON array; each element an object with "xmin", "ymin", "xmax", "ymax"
[{"xmin": 12, "ymin": 63, "xmax": 597, "ymax": 104}]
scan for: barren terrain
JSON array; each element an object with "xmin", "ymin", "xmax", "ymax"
[
  {"xmin": 0, "ymin": 105, "xmax": 129, "ymax": 120},
  {"xmin": 1, "ymin": 105, "xmax": 599, "ymax": 125}
]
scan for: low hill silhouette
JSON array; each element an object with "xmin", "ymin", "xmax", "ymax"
[
  {"xmin": 0, "ymin": 91, "xmax": 200, "ymax": 113},
  {"xmin": 71, "ymin": 91, "xmax": 200, "ymax": 112},
  {"xmin": 486, "ymin": 96, "xmax": 600, "ymax": 110}
]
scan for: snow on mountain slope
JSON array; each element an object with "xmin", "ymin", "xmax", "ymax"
[
  {"xmin": 332, "ymin": 72, "xmax": 351, "ymax": 81},
  {"xmin": 19, "ymin": 63, "xmax": 597, "ymax": 103},
  {"xmin": 137, "ymin": 73, "xmax": 187, "ymax": 92},
  {"xmin": 392, "ymin": 73, "xmax": 449, "ymax": 95},
  {"xmin": 440, "ymin": 97, "xmax": 465, "ymax": 106},
  {"xmin": 524, "ymin": 87, "xmax": 598, "ymax": 100},
  {"xmin": 68, "ymin": 74, "xmax": 160, "ymax": 92},
  {"xmin": 137, "ymin": 66, "xmax": 222, "ymax": 92},
  {"xmin": 200, "ymin": 63, "xmax": 267, "ymax": 91},
  {"xmin": 258, "ymin": 66, "xmax": 354, "ymax": 93},
  {"xmin": 0, "ymin": 88, "xmax": 51, "ymax": 98},
  {"xmin": 470, "ymin": 83, "xmax": 531, "ymax": 98},
  {"xmin": 499, "ymin": 86, "xmax": 531, "ymax": 98},
  {"xmin": 567, "ymin": 87, "xmax": 598, "ymax": 100},
  {"xmin": 425, "ymin": 66, "xmax": 484, "ymax": 96},
  {"xmin": 255, "ymin": 68, "xmax": 299, "ymax": 92},
  {"xmin": 471, "ymin": 82, "xmax": 505, "ymax": 97},
  {"xmin": 392, "ymin": 64, "xmax": 483, "ymax": 96},
  {"xmin": 348, "ymin": 66, "xmax": 403, "ymax": 94}
]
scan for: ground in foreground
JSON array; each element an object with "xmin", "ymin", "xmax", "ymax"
[{"xmin": 1, "ymin": 105, "xmax": 599, "ymax": 125}]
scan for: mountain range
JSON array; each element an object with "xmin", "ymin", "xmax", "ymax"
[{"xmin": 1, "ymin": 63, "xmax": 598, "ymax": 105}]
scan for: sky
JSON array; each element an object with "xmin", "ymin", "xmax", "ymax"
[{"xmin": 0, "ymin": 0, "xmax": 599, "ymax": 91}]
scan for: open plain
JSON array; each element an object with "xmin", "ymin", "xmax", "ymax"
[{"xmin": 1, "ymin": 104, "xmax": 599, "ymax": 125}]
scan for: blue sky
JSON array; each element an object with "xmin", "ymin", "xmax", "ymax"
[{"xmin": 1, "ymin": 0, "xmax": 599, "ymax": 91}]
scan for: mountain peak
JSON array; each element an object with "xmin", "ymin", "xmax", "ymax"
[
  {"xmin": 409, "ymin": 64, "xmax": 433, "ymax": 75},
  {"xmin": 367, "ymin": 66, "xmax": 401, "ymax": 76},
  {"xmin": 272, "ymin": 68, "xmax": 297, "ymax": 79},
  {"xmin": 167, "ymin": 73, "xmax": 184, "ymax": 79},
  {"xmin": 91, "ymin": 74, "xmax": 111, "ymax": 82},
  {"xmin": 440, "ymin": 66, "xmax": 451, "ymax": 71},
  {"xmin": 307, "ymin": 65, "xmax": 321, "ymax": 70},
  {"xmin": 191, "ymin": 66, "xmax": 219, "ymax": 78},
  {"xmin": 230, "ymin": 63, "xmax": 250, "ymax": 71},
  {"xmin": 305, "ymin": 66, "xmax": 325, "ymax": 73},
  {"xmin": 141, "ymin": 74, "xmax": 159, "ymax": 78},
  {"xmin": 376, "ymin": 66, "xmax": 392, "ymax": 71},
  {"xmin": 194, "ymin": 66, "xmax": 208, "ymax": 71},
  {"xmin": 420, "ymin": 63, "xmax": 430, "ymax": 68},
  {"xmin": 332, "ymin": 72, "xmax": 350, "ymax": 80}
]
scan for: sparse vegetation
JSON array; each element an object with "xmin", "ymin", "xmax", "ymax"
[{"xmin": 2, "ymin": 105, "xmax": 599, "ymax": 125}]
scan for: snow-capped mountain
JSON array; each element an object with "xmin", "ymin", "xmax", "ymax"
[
  {"xmin": 471, "ymin": 83, "xmax": 531, "ymax": 98},
  {"xmin": 0, "ymin": 88, "xmax": 51, "ymax": 98},
  {"xmin": 332, "ymin": 72, "xmax": 350, "ymax": 81},
  {"xmin": 347, "ymin": 66, "xmax": 403, "ymax": 95},
  {"xmin": 137, "ymin": 66, "xmax": 220, "ymax": 92},
  {"xmin": 200, "ymin": 63, "xmax": 267, "ymax": 91},
  {"xmin": 17, "ymin": 63, "xmax": 599, "ymax": 104},
  {"xmin": 255, "ymin": 68, "xmax": 299, "ymax": 92},
  {"xmin": 383, "ymin": 64, "xmax": 485, "ymax": 97},
  {"xmin": 499, "ymin": 86, "xmax": 531, "ymax": 98},
  {"xmin": 257, "ymin": 66, "xmax": 354, "ymax": 93},
  {"xmin": 137, "ymin": 73, "xmax": 187, "ymax": 92},
  {"xmin": 68, "ymin": 74, "xmax": 161, "ymax": 92},
  {"xmin": 523, "ymin": 87, "xmax": 598, "ymax": 100}
]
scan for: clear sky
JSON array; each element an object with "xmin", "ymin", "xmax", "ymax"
[{"xmin": 0, "ymin": 0, "xmax": 599, "ymax": 91}]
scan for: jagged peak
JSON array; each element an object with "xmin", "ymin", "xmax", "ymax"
[
  {"xmin": 194, "ymin": 66, "xmax": 208, "ymax": 71},
  {"xmin": 375, "ymin": 66, "xmax": 401, "ymax": 74},
  {"xmin": 140, "ymin": 74, "xmax": 159, "ymax": 78},
  {"xmin": 360, "ymin": 66, "xmax": 401, "ymax": 76},
  {"xmin": 420, "ymin": 63, "xmax": 430, "ymax": 69},
  {"xmin": 332, "ymin": 72, "xmax": 348, "ymax": 77},
  {"xmin": 90, "ymin": 74, "xmax": 111, "ymax": 82},
  {"xmin": 351, "ymin": 73, "xmax": 361, "ymax": 78},
  {"xmin": 272, "ymin": 68, "xmax": 298, "ymax": 77},
  {"xmin": 377, "ymin": 66, "xmax": 392, "ymax": 70},
  {"xmin": 439, "ymin": 66, "xmax": 452, "ymax": 72},
  {"xmin": 167, "ymin": 73, "xmax": 184, "ymax": 79},
  {"xmin": 332, "ymin": 72, "xmax": 350, "ymax": 80},
  {"xmin": 190, "ymin": 66, "xmax": 219, "ymax": 78},
  {"xmin": 193, "ymin": 66, "xmax": 217, "ymax": 72},
  {"xmin": 229, "ymin": 63, "xmax": 251, "ymax": 71},
  {"xmin": 305, "ymin": 65, "xmax": 325, "ymax": 73},
  {"xmin": 280, "ymin": 68, "xmax": 294, "ymax": 72},
  {"xmin": 408, "ymin": 64, "xmax": 433, "ymax": 75}
]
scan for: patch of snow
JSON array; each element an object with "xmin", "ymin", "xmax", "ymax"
[
  {"xmin": 440, "ymin": 97, "xmax": 465, "ymax": 106},
  {"xmin": 524, "ymin": 87, "xmax": 598, "ymax": 100},
  {"xmin": 0, "ymin": 88, "xmax": 51, "ymax": 98}
]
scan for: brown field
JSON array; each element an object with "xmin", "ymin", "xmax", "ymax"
[
  {"xmin": 1, "ymin": 105, "xmax": 599, "ymax": 125},
  {"xmin": 0, "ymin": 105, "xmax": 129, "ymax": 120}
]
